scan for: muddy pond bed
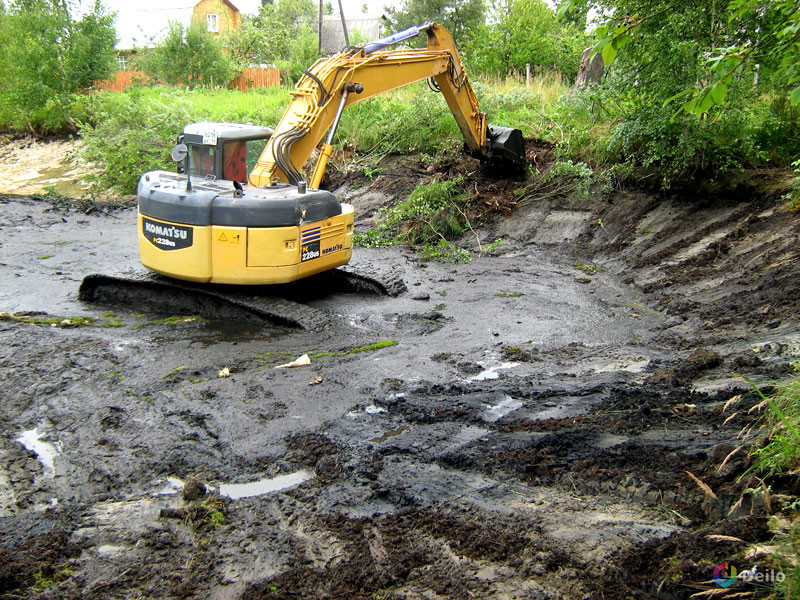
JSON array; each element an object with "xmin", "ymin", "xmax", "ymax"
[{"xmin": 0, "ymin": 163, "xmax": 799, "ymax": 599}]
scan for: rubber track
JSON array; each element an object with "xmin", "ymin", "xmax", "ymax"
[
  {"xmin": 334, "ymin": 264, "xmax": 407, "ymax": 296},
  {"xmin": 79, "ymin": 274, "xmax": 331, "ymax": 331}
]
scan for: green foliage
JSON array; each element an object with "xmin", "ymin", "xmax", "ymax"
[
  {"xmin": 310, "ymin": 340, "xmax": 398, "ymax": 359},
  {"xmin": 747, "ymin": 366, "xmax": 800, "ymax": 478},
  {"xmin": 0, "ymin": 0, "xmax": 116, "ymax": 134},
  {"xmin": 137, "ymin": 21, "xmax": 236, "ymax": 89},
  {"xmin": 386, "ymin": 0, "xmax": 486, "ymax": 46},
  {"xmin": 583, "ymin": 0, "xmax": 800, "ymax": 113},
  {"xmin": 274, "ymin": 25, "xmax": 320, "ymax": 85},
  {"xmin": 785, "ymin": 159, "xmax": 800, "ymax": 210},
  {"xmin": 339, "ymin": 84, "xmax": 462, "ymax": 155},
  {"xmin": 225, "ymin": 0, "xmax": 318, "ymax": 84},
  {"xmin": 78, "ymin": 91, "xmax": 194, "ymax": 194},
  {"xmin": 32, "ymin": 566, "xmax": 73, "ymax": 590},
  {"xmin": 546, "ymin": 0, "xmax": 800, "ymax": 183},
  {"xmin": 77, "ymin": 86, "xmax": 288, "ymax": 194},
  {"xmin": 572, "ymin": 261, "xmax": 603, "ymax": 275},
  {"xmin": 741, "ymin": 365, "xmax": 800, "ymax": 598},
  {"xmin": 355, "ymin": 177, "xmax": 468, "ymax": 247},
  {"xmin": 545, "ymin": 159, "xmax": 595, "ymax": 198},
  {"xmin": 464, "ymin": 0, "xmax": 588, "ymax": 80},
  {"xmin": 420, "ymin": 239, "xmax": 472, "ymax": 262}
]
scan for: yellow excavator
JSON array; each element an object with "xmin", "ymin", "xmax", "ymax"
[{"xmin": 133, "ymin": 22, "xmax": 524, "ymax": 286}]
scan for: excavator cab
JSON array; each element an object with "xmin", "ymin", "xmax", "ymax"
[{"xmin": 176, "ymin": 122, "xmax": 273, "ymax": 183}]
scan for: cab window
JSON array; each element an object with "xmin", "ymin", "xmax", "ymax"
[
  {"xmin": 246, "ymin": 138, "xmax": 269, "ymax": 178},
  {"xmin": 189, "ymin": 145, "xmax": 216, "ymax": 178},
  {"xmin": 222, "ymin": 141, "xmax": 247, "ymax": 183}
]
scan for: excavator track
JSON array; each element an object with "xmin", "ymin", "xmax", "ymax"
[
  {"xmin": 78, "ymin": 266, "xmax": 406, "ymax": 331},
  {"xmin": 79, "ymin": 273, "xmax": 332, "ymax": 331},
  {"xmin": 325, "ymin": 264, "xmax": 407, "ymax": 297}
]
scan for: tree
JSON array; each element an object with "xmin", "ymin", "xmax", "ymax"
[
  {"xmin": 465, "ymin": 0, "xmax": 587, "ymax": 79},
  {"xmin": 385, "ymin": 0, "xmax": 486, "ymax": 46},
  {"xmin": 0, "ymin": 0, "xmax": 116, "ymax": 132},
  {"xmin": 562, "ymin": 0, "xmax": 800, "ymax": 113},
  {"xmin": 557, "ymin": 0, "xmax": 800, "ymax": 179},
  {"xmin": 138, "ymin": 21, "xmax": 236, "ymax": 89},
  {"xmin": 225, "ymin": 0, "xmax": 317, "ymax": 83}
]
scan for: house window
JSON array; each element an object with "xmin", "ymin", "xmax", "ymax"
[
  {"xmin": 207, "ymin": 13, "xmax": 218, "ymax": 32},
  {"xmin": 117, "ymin": 54, "xmax": 127, "ymax": 71}
]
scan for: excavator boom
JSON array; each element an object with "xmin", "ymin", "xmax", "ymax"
[{"xmin": 248, "ymin": 22, "xmax": 524, "ymax": 187}]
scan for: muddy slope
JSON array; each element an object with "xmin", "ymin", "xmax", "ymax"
[{"xmin": 0, "ymin": 161, "xmax": 798, "ymax": 600}]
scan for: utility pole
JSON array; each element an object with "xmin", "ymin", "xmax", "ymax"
[
  {"xmin": 337, "ymin": 0, "xmax": 349, "ymax": 47},
  {"xmin": 318, "ymin": 0, "xmax": 323, "ymax": 52}
]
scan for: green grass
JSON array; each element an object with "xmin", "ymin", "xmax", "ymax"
[
  {"xmin": 131, "ymin": 315, "xmax": 205, "ymax": 330},
  {"xmin": 32, "ymin": 567, "xmax": 73, "ymax": 591},
  {"xmin": 94, "ymin": 86, "xmax": 290, "ymax": 129},
  {"xmin": 310, "ymin": 340, "xmax": 397, "ymax": 359},
  {"xmin": 743, "ymin": 364, "xmax": 800, "ymax": 597},
  {"xmin": 164, "ymin": 365, "xmax": 189, "ymax": 379},
  {"xmin": 494, "ymin": 291, "xmax": 523, "ymax": 297},
  {"xmin": 747, "ymin": 368, "xmax": 800, "ymax": 477},
  {"xmin": 572, "ymin": 261, "xmax": 604, "ymax": 275},
  {"xmin": 355, "ymin": 177, "xmax": 468, "ymax": 248},
  {"xmin": 0, "ymin": 313, "xmax": 95, "ymax": 327}
]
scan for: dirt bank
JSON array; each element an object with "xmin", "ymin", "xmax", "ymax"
[{"xmin": 0, "ymin": 147, "xmax": 798, "ymax": 599}]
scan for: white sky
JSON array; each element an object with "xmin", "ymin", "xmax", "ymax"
[{"xmin": 88, "ymin": 0, "xmax": 393, "ymax": 49}]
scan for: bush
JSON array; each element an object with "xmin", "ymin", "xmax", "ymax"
[
  {"xmin": 136, "ymin": 22, "xmax": 237, "ymax": 89},
  {"xmin": 79, "ymin": 92, "xmax": 194, "ymax": 194},
  {"xmin": 463, "ymin": 0, "xmax": 587, "ymax": 81},
  {"xmin": 355, "ymin": 177, "xmax": 467, "ymax": 247},
  {"xmin": 274, "ymin": 25, "xmax": 320, "ymax": 85},
  {"xmin": 0, "ymin": 0, "xmax": 116, "ymax": 134}
]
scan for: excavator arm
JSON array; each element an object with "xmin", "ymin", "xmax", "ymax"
[{"xmin": 248, "ymin": 23, "xmax": 524, "ymax": 188}]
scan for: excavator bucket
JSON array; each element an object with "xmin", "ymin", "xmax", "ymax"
[{"xmin": 485, "ymin": 125, "xmax": 526, "ymax": 173}]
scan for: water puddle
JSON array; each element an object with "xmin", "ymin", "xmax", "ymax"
[
  {"xmin": 595, "ymin": 434, "xmax": 630, "ymax": 449},
  {"xmin": 443, "ymin": 426, "xmax": 490, "ymax": 451},
  {"xmin": 16, "ymin": 428, "xmax": 59, "ymax": 474},
  {"xmin": 217, "ymin": 470, "xmax": 314, "ymax": 500},
  {"xmin": 96, "ymin": 544, "xmax": 129, "ymax": 555},
  {"xmin": 155, "ymin": 477, "xmax": 185, "ymax": 495},
  {"xmin": 482, "ymin": 395, "xmax": 523, "ymax": 422},
  {"xmin": 348, "ymin": 404, "xmax": 388, "ymax": 418},
  {"xmin": 590, "ymin": 358, "xmax": 650, "ymax": 374},
  {"xmin": 370, "ymin": 426, "xmax": 409, "ymax": 443},
  {"xmin": 469, "ymin": 361, "xmax": 519, "ymax": 381}
]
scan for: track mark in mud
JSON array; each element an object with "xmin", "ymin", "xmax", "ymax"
[{"xmin": 239, "ymin": 505, "xmax": 583, "ymax": 600}]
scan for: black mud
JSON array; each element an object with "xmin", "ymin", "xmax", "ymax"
[{"xmin": 0, "ymin": 163, "xmax": 798, "ymax": 600}]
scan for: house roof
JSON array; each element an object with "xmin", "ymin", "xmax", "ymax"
[{"xmin": 217, "ymin": 0, "xmax": 242, "ymax": 14}]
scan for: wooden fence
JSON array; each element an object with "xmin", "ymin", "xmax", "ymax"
[
  {"xmin": 95, "ymin": 67, "xmax": 281, "ymax": 93},
  {"xmin": 97, "ymin": 70, "xmax": 147, "ymax": 93},
  {"xmin": 230, "ymin": 67, "xmax": 281, "ymax": 92}
]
